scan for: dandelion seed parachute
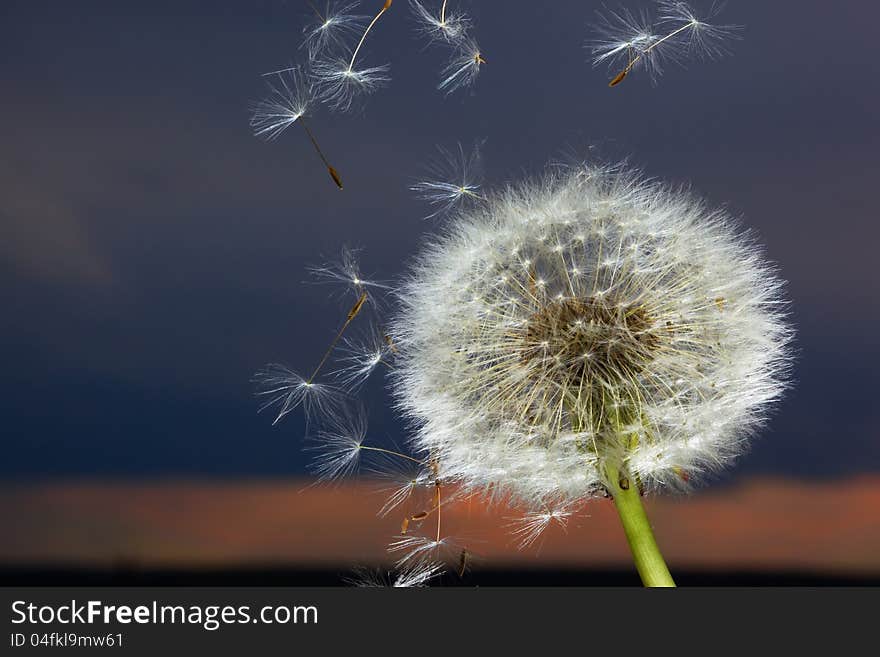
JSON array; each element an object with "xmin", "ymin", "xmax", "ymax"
[
  {"xmin": 252, "ymin": 364, "xmax": 343, "ymax": 427},
  {"xmin": 347, "ymin": 560, "xmax": 444, "ymax": 587},
  {"xmin": 590, "ymin": 6, "xmax": 664, "ymax": 83},
  {"xmin": 372, "ymin": 461, "xmax": 436, "ymax": 517},
  {"xmin": 390, "ymin": 163, "xmax": 792, "ymax": 511},
  {"xmin": 392, "ymin": 560, "xmax": 444, "ymax": 586},
  {"xmin": 589, "ymin": 0, "xmax": 739, "ymax": 85},
  {"xmin": 507, "ymin": 504, "xmax": 575, "ymax": 550},
  {"xmin": 388, "ymin": 534, "xmax": 460, "ymax": 567},
  {"xmin": 251, "ymin": 66, "xmax": 344, "ymax": 189},
  {"xmin": 437, "ymin": 37, "xmax": 485, "ymax": 94},
  {"xmin": 250, "ymin": 67, "xmax": 312, "ymax": 141},
  {"xmin": 410, "ymin": 141, "xmax": 486, "ymax": 219},
  {"xmin": 408, "ymin": 0, "xmax": 471, "ymax": 44},
  {"xmin": 311, "ymin": 0, "xmax": 393, "ymax": 112},
  {"xmin": 656, "ymin": 0, "xmax": 740, "ymax": 61},
  {"xmin": 307, "ymin": 245, "xmax": 390, "ymax": 299},
  {"xmin": 302, "ymin": 1, "xmax": 370, "ymax": 58},
  {"xmin": 305, "ymin": 401, "xmax": 370, "ymax": 480},
  {"xmin": 311, "ymin": 56, "xmax": 391, "ymax": 112},
  {"xmin": 331, "ymin": 325, "xmax": 395, "ymax": 392}
]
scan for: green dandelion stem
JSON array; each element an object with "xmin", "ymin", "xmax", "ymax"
[{"xmin": 607, "ymin": 463, "xmax": 675, "ymax": 587}]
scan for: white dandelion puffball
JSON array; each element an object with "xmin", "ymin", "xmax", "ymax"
[{"xmin": 391, "ymin": 164, "xmax": 792, "ymax": 508}]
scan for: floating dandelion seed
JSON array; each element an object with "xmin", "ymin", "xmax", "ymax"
[
  {"xmin": 307, "ymin": 245, "xmax": 390, "ymax": 299},
  {"xmin": 390, "ymin": 162, "xmax": 792, "ymax": 585},
  {"xmin": 409, "ymin": 0, "xmax": 470, "ymax": 44},
  {"xmin": 656, "ymin": 0, "xmax": 740, "ymax": 60},
  {"xmin": 377, "ymin": 474, "xmax": 421, "ymax": 518},
  {"xmin": 410, "ymin": 141, "xmax": 486, "ymax": 219},
  {"xmin": 388, "ymin": 534, "xmax": 459, "ymax": 568},
  {"xmin": 302, "ymin": 1, "xmax": 370, "ymax": 58},
  {"xmin": 408, "ymin": 1, "xmax": 484, "ymax": 95},
  {"xmin": 251, "ymin": 66, "xmax": 343, "ymax": 189},
  {"xmin": 304, "ymin": 289, "xmax": 370, "ymax": 391},
  {"xmin": 306, "ymin": 402, "xmax": 369, "ymax": 480},
  {"xmin": 589, "ymin": 0, "xmax": 739, "ymax": 87},
  {"xmin": 332, "ymin": 325, "xmax": 395, "ymax": 391},
  {"xmin": 312, "ymin": 58, "xmax": 391, "ymax": 112},
  {"xmin": 306, "ymin": 403, "xmax": 426, "ymax": 483},
  {"xmin": 392, "ymin": 560, "xmax": 444, "ymax": 586},
  {"xmin": 313, "ymin": 0, "xmax": 394, "ymax": 111},
  {"xmin": 438, "ymin": 36, "xmax": 485, "ymax": 94},
  {"xmin": 590, "ymin": 6, "xmax": 662, "ymax": 85},
  {"xmin": 252, "ymin": 364, "xmax": 343, "ymax": 427},
  {"xmin": 347, "ymin": 560, "xmax": 444, "ymax": 587},
  {"xmin": 255, "ymin": 250, "xmax": 381, "ymax": 426},
  {"xmin": 371, "ymin": 460, "xmax": 435, "ymax": 517},
  {"xmin": 385, "ymin": 455, "xmax": 457, "ymax": 567},
  {"xmin": 508, "ymin": 503, "xmax": 576, "ymax": 550},
  {"xmin": 250, "ymin": 67, "xmax": 311, "ymax": 140}
]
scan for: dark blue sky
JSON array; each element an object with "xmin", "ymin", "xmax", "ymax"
[{"xmin": 2, "ymin": 0, "xmax": 878, "ymax": 480}]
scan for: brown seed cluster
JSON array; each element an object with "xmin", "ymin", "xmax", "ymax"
[{"xmin": 521, "ymin": 296, "xmax": 660, "ymax": 387}]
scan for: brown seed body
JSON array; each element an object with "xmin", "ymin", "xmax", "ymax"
[{"xmin": 609, "ymin": 69, "xmax": 629, "ymax": 86}]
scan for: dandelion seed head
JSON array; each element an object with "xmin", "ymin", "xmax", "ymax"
[{"xmin": 390, "ymin": 164, "xmax": 792, "ymax": 508}]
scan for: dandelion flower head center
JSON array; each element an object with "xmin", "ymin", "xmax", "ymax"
[{"xmin": 522, "ymin": 295, "xmax": 660, "ymax": 393}]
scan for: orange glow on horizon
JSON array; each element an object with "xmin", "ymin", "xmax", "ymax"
[{"xmin": 1, "ymin": 476, "xmax": 878, "ymax": 575}]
